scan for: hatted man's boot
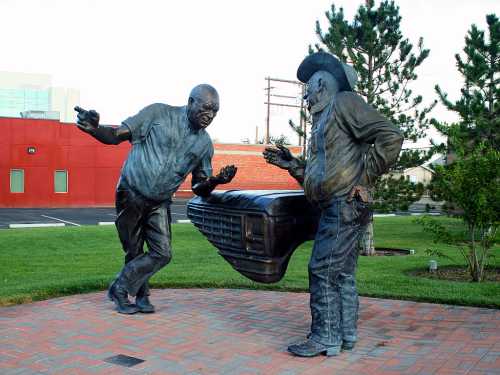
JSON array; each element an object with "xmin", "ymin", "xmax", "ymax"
[
  {"xmin": 342, "ymin": 340, "xmax": 355, "ymax": 350},
  {"xmin": 107, "ymin": 279, "xmax": 139, "ymax": 314},
  {"xmin": 287, "ymin": 338, "xmax": 341, "ymax": 357}
]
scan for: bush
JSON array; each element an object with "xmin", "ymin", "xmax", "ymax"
[{"xmin": 422, "ymin": 145, "xmax": 499, "ymax": 281}]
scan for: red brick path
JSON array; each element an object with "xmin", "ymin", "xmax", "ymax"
[{"xmin": 1, "ymin": 289, "xmax": 499, "ymax": 374}]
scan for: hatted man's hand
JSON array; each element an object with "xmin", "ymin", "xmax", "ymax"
[
  {"xmin": 347, "ymin": 185, "xmax": 370, "ymax": 203},
  {"xmin": 213, "ymin": 165, "xmax": 237, "ymax": 184},
  {"xmin": 263, "ymin": 144, "xmax": 294, "ymax": 170}
]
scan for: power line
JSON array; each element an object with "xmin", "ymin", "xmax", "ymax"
[{"xmin": 264, "ymin": 77, "xmax": 305, "ymax": 145}]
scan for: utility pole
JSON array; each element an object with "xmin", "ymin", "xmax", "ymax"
[
  {"xmin": 265, "ymin": 77, "xmax": 271, "ymax": 144},
  {"xmin": 263, "ymin": 77, "xmax": 304, "ymax": 146},
  {"xmin": 300, "ymin": 83, "xmax": 306, "ymax": 157}
]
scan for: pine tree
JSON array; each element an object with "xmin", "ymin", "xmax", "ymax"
[
  {"xmin": 313, "ymin": 0, "xmax": 435, "ymax": 160},
  {"xmin": 424, "ymin": 14, "xmax": 499, "ymax": 282},
  {"xmin": 311, "ymin": 0, "xmax": 436, "ymax": 254},
  {"xmin": 433, "ymin": 14, "xmax": 499, "ymax": 154}
]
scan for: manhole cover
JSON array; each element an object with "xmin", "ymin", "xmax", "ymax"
[{"xmin": 104, "ymin": 354, "xmax": 145, "ymax": 367}]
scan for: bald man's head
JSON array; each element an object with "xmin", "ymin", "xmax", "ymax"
[{"xmin": 187, "ymin": 84, "xmax": 219, "ymax": 130}]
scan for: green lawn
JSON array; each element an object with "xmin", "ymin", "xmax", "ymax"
[{"xmin": 0, "ymin": 216, "xmax": 499, "ymax": 308}]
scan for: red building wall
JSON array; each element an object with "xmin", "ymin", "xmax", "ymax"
[{"xmin": 0, "ymin": 118, "xmax": 301, "ymax": 208}]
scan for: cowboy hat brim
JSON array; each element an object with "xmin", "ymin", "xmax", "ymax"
[{"xmin": 297, "ymin": 52, "xmax": 355, "ymax": 91}]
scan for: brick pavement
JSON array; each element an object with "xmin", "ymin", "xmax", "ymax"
[{"xmin": 1, "ymin": 289, "xmax": 499, "ymax": 375}]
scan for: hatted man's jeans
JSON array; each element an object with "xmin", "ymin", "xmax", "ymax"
[{"xmin": 308, "ymin": 196, "xmax": 371, "ymax": 347}]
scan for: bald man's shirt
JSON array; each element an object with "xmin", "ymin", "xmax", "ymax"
[{"xmin": 120, "ymin": 103, "xmax": 214, "ymax": 202}]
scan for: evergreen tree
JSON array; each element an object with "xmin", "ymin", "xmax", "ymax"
[
  {"xmin": 432, "ymin": 14, "xmax": 499, "ymax": 154},
  {"xmin": 373, "ymin": 177, "xmax": 424, "ymax": 212},
  {"xmin": 313, "ymin": 0, "xmax": 435, "ymax": 154},
  {"xmin": 310, "ymin": 0, "xmax": 436, "ymax": 254},
  {"xmin": 423, "ymin": 14, "xmax": 499, "ymax": 282}
]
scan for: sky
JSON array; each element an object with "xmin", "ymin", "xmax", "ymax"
[{"xmin": 0, "ymin": 0, "xmax": 498, "ymax": 146}]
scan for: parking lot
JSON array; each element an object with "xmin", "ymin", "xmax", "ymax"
[{"xmin": 0, "ymin": 199, "xmax": 190, "ymax": 229}]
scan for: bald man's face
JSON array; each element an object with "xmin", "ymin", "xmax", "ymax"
[{"xmin": 187, "ymin": 89, "xmax": 219, "ymax": 130}]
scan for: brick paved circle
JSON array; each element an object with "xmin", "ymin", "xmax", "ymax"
[{"xmin": 1, "ymin": 289, "xmax": 499, "ymax": 374}]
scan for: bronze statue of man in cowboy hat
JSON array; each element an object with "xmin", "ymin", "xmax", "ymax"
[{"xmin": 264, "ymin": 51, "xmax": 403, "ymax": 357}]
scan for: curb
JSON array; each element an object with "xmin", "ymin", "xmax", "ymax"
[{"xmin": 9, "ymin": 223, "xmax": 65, "ymax": 229}]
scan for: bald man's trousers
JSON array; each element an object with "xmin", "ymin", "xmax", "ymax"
[{"xmin": 113, "ymin": 184, "xmax": 172, "ymax": 297}]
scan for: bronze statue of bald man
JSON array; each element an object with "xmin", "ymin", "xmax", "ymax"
[{"xmin": 76, "ymin": 84, "xmax": 237, "ymax": 314}]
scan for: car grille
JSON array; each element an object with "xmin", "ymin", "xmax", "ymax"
[{"xmin": 187, "ymin": 205, "xmax": 243, "ymax": 249}]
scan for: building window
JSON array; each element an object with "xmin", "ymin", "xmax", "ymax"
[
  {"xmin": 10, "ymin": 169, "xmax": 24, "ymax": 193},
  {"xmin": 0, "ymin": 88, "xmax": 50, "ymax": 118},
  {"xmin": 54, "ymin": 170, "xmax": 68, "ymax": 193}
]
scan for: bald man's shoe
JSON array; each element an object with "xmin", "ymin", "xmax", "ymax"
[
  {"xmin": 136, "ymin": 294, "xmax": 155, "ymax": 313},
  {"xmin": 107, "ymin": 280, "xmax": 139, "ymax": 314},
  {"xmin": 135, "ymin": 283, "xmax": 155, "ymax": 313}
]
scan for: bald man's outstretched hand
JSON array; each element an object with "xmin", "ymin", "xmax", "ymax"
[
  {"xmin": 75, "ymin": 106, "xmax": 100, "ymax": 134},
  {"xmin": 213, "ymin": 165, "xmax": 237, "ymax": 184}
]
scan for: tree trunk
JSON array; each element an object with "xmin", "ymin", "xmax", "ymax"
[
  {"xmin": 358, "ymin": 221, "xmax": 376, "ymax": 256},
  {"xmin": 470, "ymin": 224, "xmax": 482, "ymax": 282}
]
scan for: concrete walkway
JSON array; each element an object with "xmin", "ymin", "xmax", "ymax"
[{"xmin": 1, "ymin": 289, "xmax": 499, "ymax": 375}]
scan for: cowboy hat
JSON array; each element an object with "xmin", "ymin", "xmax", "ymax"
[{"xmin": 297, "ymin": 51, "xmax": 357, "ymax": 91}]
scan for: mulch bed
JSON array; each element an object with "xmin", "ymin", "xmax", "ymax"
[
  {"xmin": 408, "ymin": 266, "xmax": 500, "ymax": 282},
  {"xmin": 373, "ymin": 247, "xmax": 411, "ymax": 256}
]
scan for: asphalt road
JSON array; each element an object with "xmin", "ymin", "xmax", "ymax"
[{"xmin": 0, "ymin": 199, "xmax": 190, "ymax": 229}]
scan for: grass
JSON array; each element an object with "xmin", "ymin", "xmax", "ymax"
[{"xmin": 0, "ymin": 216, "xmax": 499, "ymax": 308}]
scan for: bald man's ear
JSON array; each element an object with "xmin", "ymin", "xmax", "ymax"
[{"xmin": 188, "ymin": 97, "xmax": 194, "ymax": 105}]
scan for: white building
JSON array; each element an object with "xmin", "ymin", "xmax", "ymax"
[
  {"xmin": 0, "ymin": 71, "xmax": 79, "ymax": 123},
  {"xmin": 391, "ymin": 165, "xmax": 435, "ymax": 185},
  {"xmin": 389, "ymin": 153, "xmax": 446, "ymax": 185}
]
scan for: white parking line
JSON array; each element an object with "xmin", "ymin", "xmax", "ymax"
[
  {"xmin": 9, "ymin": 223, "xmax": 65, "ymax": 228},
  {"xmin": 41, "ymin": 215, "xmax": 81, "ymax": 226},
  {"xmin": 176, "ymin": 220, "xmax": 191, "ymax": 224},
  {"xmin": 98, "ymin": 222, "xmax": 115, "ymax": 226}
]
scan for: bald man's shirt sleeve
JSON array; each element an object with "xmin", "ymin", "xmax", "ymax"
[
  {"xmin": 191, "ymin": 145, "xmax": 214, "ymax": 185},
  {"xmin": 191, "ymin": 145, "xmax": 215, "ymax": 197},
  {"xmin": 122, "ymin": 103, "xmax": 161, "ymax": 144}
]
